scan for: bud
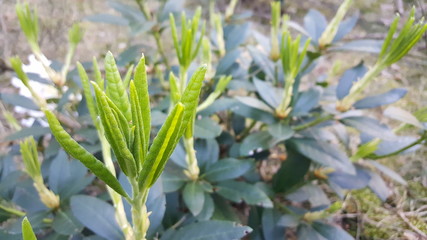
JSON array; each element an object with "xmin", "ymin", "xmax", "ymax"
[{"xmin": 318, "ymin": 0, "xmax": 353, "ymax": 48}]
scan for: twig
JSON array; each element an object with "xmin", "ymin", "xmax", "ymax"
[
  {"xmin": 292, "ymin": 114, "xmax": 334, "ymax": 131},
  {"xmin": 398, "ymin": 211, "xmax": 427, "ymax": 239}
]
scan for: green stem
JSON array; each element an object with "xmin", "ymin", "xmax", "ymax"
[
  {"xmin": 135, "ymin": 0, "xmax": 151, "ymax": 20},
  {"xmin": 276, "ymin": 75, "xmax": 296, "ymax": 118},
  {"xmin": 179, "ymin": 66, "xmax": 188, "ymax": 94},
  {"xmin": 60, "ymin": 45, "xmax": 76, "ymax": 84},
  {"xmin": 153, "ymin": 31, "xmax": 170, "ymax": 69},
  {"xmin": 274, "ymin": 62, "xmax": 279, "ymax": 86},
  {"xmin": 130, "ymin": 178, "xmax": 150, "ymax": 240},
  {"xmin": 0, "ymin": 204, "xmax": 52, "ymax": 223},
  {"xmin": 98, "ymin": 128, "xmax": 134, "ymax": 239},
  {"xmin": 237, "ymin": 119, "xmax": 257, "ymax": 140},
  {"xmin": 338, "ymin": 64, "xmax": 383, "ymax": 111},
  {"xmin": 178, "ymin": 67, "xmax": 200, "ymax": 180},
  {"xmin": 183, "ymin": 136, "xmax": 200, "ymax": 180},
  {"xmin": 292, "ymin": 114, "xmax": 334, "ymax": 131},
  {"xmin": 368, "ymin": 132, "xmax": 426, "ymax": 160}
]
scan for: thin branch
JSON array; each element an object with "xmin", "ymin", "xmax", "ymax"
[{"xmin": 398, "ymin": 211, "xmax": 427, "ymax": 238}]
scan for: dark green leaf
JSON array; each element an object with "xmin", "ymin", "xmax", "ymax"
[
  {"xmin": 366, "ymin": 170, "xmax": 391, "ymax": 201},
  {"xmin": 162, "ymin": 166, "xmax": 187, "ymax": 193},
  {"xmin": 287, "ymin": 138, "xmax": 355, "ymax": 174},
  {"xmin": 70, "ymin": 195, "xmax": 123, "ymax": 240},
  {"xmin": 216, "ymin": 49, "xmax": 241, "ymax": 76},
  {"xmin": 253, "ymin": 78, "xmax": 282, "ymax": 108},
  {"xmin": 292, "ymin": 88, "xmax": 321, "ymax": 116},
  {"xmin": 231, "ymin": 102, "xmax": 276, "ymax": 124},
  {"xmin": 224, "ymin": 23, "xmax": 251, "ymax": 50},
  {"xmin": 240, "ymin": 131, "xmax": 275, "ymax": 156},
  {"xmin": 248, "ymin": 47, "xmax": 275, "ymax": 82},
  {"xmin": 183, "ymin": 181, "xmax": 205, "ymax": 216},
  {"xmin": 367, "ymin": 160, "xmax": 406, "ymax": 185},
  {"xmin": 146, "ymin": 180, "xmax": 166, "ymax": 236},
  {"xmin": 353, "ymin": 88, "xmax": 407, "ymax": 109},
  {"xmin": 5, "ymin": 127, "xmax": 50, "ymax": 141},
  {"xmin": 216, "ymin": 180, "xmax": 273, "ymax": 207},
  {"xmin": 297, "ymin": 224, "xmax": 327, "ymax": 240},
  {"xmin": 277, "ymin": 214, "xmax": 301, "ymax": 227},
  {"xmin": 48, "ymin": 150, "xmax": 94, "ymax": 199},
  {"xmin": 273, "ymin": 148, "xmax": 310, "ymax": 193},
  {"xmin": 268, "ymin": 122, "xmax": 294, "ymax": 143},
  {"xmin": 0, "ymin": 93, "xmax": 38, "ymax": 110},
  {"xmin": 364, "ymin": 135, "xmax": 419, "ymax": 156},
  {"xmin": 328, "ymin": 166, "xmax": 371, "ymax": 189},
  {"xmin": 194, "ymin": 118, "xmax": 222, "ymax": 139},
  {"xmin": 195, "ymin": 139, "xmax": 219, "ymax": 169},
  {"xmin": 333, "ymin": 13, "xmax": 359, "ymax": 42},
  {"xmin": 235, "ymin": 96, "xmax": 274, "ymax": 113},
  {"xmin": 340, "ymin": 116, "xmax": 396, "ymax": 140},
  {"xmin": 151, "ymin": 110, "xmax": 167, "ymax": 127},
  {"xmin": 286, "ymin": 183, "xmax": 330, "ymax": 207},
  {"xmin": 330, "ymin": 39, "xmax": 383, "ymax": 53},
  {"xmin": 384, "ymin": 106, "xmax": 423, "ymax": 129},
  {"xmin": 163, "ymin": 220, "xmax": 252, "ymax": 240},
  {"xmin": 312, "ymin": 222, "xmax": 353, "ymax": 240},
  {"xmin": 262, "ymin": 209, "xmax": 285, "ymax": 240},
  {"xmin": 52, "ymin": 210, "xmax": 83, "ymax": 235},
  {"xmin": 336, "ymin": 62, "xmax": 367, "ymax": 100},
  {"xmin": 304, "ymin": 9, "xmax": 327, "ymax": 44},
  {"xmin": 196, "ymin": 193, "xmax": 214, "ymax": 221},
  {"xmin": 203, "ymin": 158, "xmax": 254, "ymax": 182}
]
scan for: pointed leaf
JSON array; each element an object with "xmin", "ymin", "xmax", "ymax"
[
  {"xmin": 104, "ymin": 51, "xmax": 131, "ymax": 120},
  {"xmin": 216, "ymin": 180, "xmax": 273, "ymax": 207},
  {"xmin": 134, "ymin": 55, "xmax": 151, "ymax": 149},
  {"xmin": 77, "ymin": 62, "xmax": 98, "ymax": 127},
  {"xmin": 340, "ymin": 116, "xmax": 396, "ymax": 140},
  {"xmin": 287, "ymin": 138, "xmax": 355, "ymax": 174},
  {"xmin": 139, "ymin": 103, "xmax": 185, "ymax": 189},
  {"xmin": 312, "ymin": 222, "xmax": 354, "ymax": 240},
  {"xmin": 130, "ymin": 81, "xmax": 146, "ymax": 170},
  {"xmin": 336, "ymin": 62, "xmax": 367, "ymax": 100},
  {"xmin": 235, "ymin": 96, "xmax": 274, "ymax": 113},
  {"xmin": 178, "ymin": 65, "xmax": 207, "ymax": 137},
  {"xmin": 203, "ymin": 158, "xmax": 254, "ymax": 182},
  {"xmin": 353, "ymin": 88, "xmax": 407, "ymax": 109},
  {"xmin": 163, "ymin": 220, "xmax": 252, "ymax": 240},
  {"xmin": 268, "ymin": 122, "xmax": 294, "ymax": 142},
  {"xmin": 21, "ymin": 217, "xmax": 37, "ymax": 240},
  {"xmin": 253, "ymin": 78, "xmax": 282, "ymax": 108},
  {"xmin": 304, "ymin": 9, "xmax": 327, "ymax": 43},
  {"xmin": 183, "ymin": 181, "xmax": 205, "ymax": 216},
  {"xmin": 44, "ymin": 110, "xmax": 128, "ymax": 198},
  {"xmin": 273, "ymin": 147, "xmax": 311, "ymax": 193},
  {"xmin": 70, "ymin": 195, "xmax": 123, "ymax": 240},
  {"xmin": 367, "ymin": 160, "xmax": 406, "ymax": 185},
  {"xmin": 384, "ymin": 106, "xmax": 423, "ymax": 128},
  {"xmin": 93, "ymin": 83, "xmax": 136, "ymax": 177}
]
